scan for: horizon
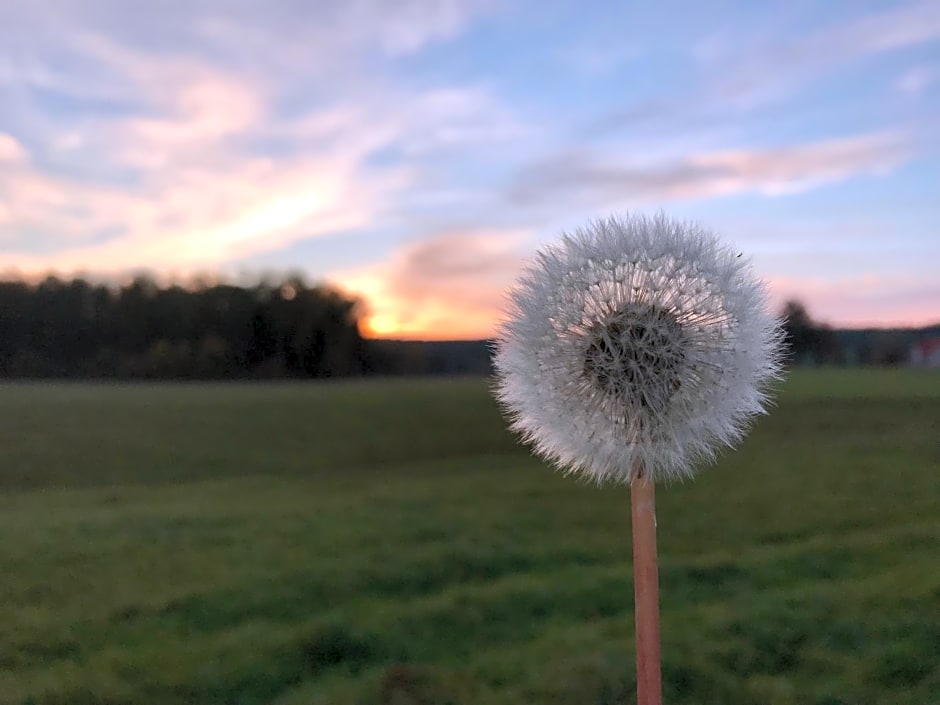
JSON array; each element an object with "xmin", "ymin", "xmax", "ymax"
[
  {"xmin": 1, "ymin": 1, "xmax": 938, "ymax": 339},
  {"xmin": 2, "ymin": 268, "xmax": 937, "ymax": 341}
]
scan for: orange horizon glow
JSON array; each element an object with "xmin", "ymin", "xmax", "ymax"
[
  {"xmin": 355, "ymin": 273, "xmax": 940, "ymax": 340},
  {"xmin": 359, "ymin": 310, "xmax": 940, "ymax": 342},
  {"xmin": 357, "ymin": 309, "xmax": 501, "ymax": 341}
]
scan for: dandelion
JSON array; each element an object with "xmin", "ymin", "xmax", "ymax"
[{"xmin": 493, "ymin": 212, "xmax": 785, "ymax": 705}]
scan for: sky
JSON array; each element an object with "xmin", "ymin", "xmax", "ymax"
[{"xmin": 0, "ymin": 0, "xmax": 938, "ymax": 339}]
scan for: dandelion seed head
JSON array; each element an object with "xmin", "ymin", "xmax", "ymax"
[{"xmin": 493, "ymin": 212, "xmax": 785, "ymax": 484}]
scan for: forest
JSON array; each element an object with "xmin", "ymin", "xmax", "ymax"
[{"xmin": 0, "ymin": 276, "xmax": 370, "ymax": 379}]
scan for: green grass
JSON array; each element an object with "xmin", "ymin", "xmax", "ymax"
[{"xmin": 0, "ymin": 369, "xmax": 938, "ymax": 705}]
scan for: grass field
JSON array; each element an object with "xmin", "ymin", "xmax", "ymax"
[{"xmin": 0, "ymin": 370, "xmax": 938, "ymax": 705}]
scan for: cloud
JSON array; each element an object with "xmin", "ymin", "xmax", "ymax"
[
  {"xmin": 1, "ymin": 1, "xmax": 493, "ymax": 62},
  {"xmin": 508, "ymin": 132, "xmax": 910, "ymax": 209},
  {"xmin": 0, "ymin": 152, "xmax": 409, "ymax": 272},
  {"xmin": 336, "ymin": 228, "xmax": 530, "ymax": 339},
  {"xmin": 594, "ymin": 1, "xmax": 940, "ymax": 134},
  {"xmin": 0, "ymin": 65, "xmax": 523, "ymax": 273},
  {"xmin": 0, "ymin": 0, "xmax": 516, "ymax": 276},
  {"xmin": 0, "ymin": 33, "xmax": 418, "ymax": 267},
  {"xmin": 193, "ymin": 0, "xmax": 494, "ymax": 60},
  {"xmin": 806, "ymin": 0, "xmax": 940, "ymax": 56},
  {"xmin": 0, "ymin": 133, "xmax": 28, "ymax": 164},
  {"xmin": 719, "ymin": 0, "xmax": 940, "ymax": 96},
  {"xmin": 355, "ymin": 0, "xmax": 495, "ymax": 56},
  {"xmin": 108, "ymin": 69, "xmax": 264, "ymax": 169}
]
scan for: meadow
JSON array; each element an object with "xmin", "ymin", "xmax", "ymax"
[{"xmin": 0, "ymin": 369, "xmax": 938, "ymax": 705}]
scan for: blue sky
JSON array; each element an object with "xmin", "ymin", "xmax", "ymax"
[{"xmin": 0, "ymin": 0, "xmax": 937, "ymax": 337}]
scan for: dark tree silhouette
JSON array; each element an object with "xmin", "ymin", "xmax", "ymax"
[
  {"xmin": 779, "ymin": 299, "xmax": 840, "ymax": 365},
  {"xmin": 0, "ymin": 275, "xmax": 369, "ymax": 379}
]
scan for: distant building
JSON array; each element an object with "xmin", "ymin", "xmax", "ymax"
[{"xmin": 910, "ymin": 337, "xmax": 940, "ymax": 368}]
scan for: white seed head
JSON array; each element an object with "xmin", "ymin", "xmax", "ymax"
[{"xmin": 493, "ymin": 212, "xmax": 785, "ymax": 484}]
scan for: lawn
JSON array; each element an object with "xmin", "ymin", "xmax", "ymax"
[{"xmin": 0, "ymin": 369, "xmax": 938, "ymax": 705}]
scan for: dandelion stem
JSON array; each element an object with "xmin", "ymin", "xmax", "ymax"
[{"xmin": 631, "ymin": 469, "xmax": 662, "ymax": 705}]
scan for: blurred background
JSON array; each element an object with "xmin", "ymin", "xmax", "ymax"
[{"xmin": 0, "ymin": 2, "xmax": 938, "ymax": 704}]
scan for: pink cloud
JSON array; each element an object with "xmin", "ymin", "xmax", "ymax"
[
  {"xmin": 0, "ymin": 164, "xmax": 146, "ymax": 244},
  {"xmin": 46, "ymin": 34, "xmax": 267, "ymax": 169},
  {"xmin": 692, "ymin": 133, "xmax": 908, "ymax": 195},
  {"xmin": 0, "ymin": 16, "xmax": 524, "ymax": 275},
  {"xmin": 336, "ymin": 228, "xmax": 530, "ymax": 339},
  {"xmin": 0, "ymin": 133, "xmax": 28, "ymax": 164},
  {"xmin": 510, "ymin": 132, "xmax": 910, "ymax": 207},
  {"xmin": 118, "ymin": 73, "xmax": 262, "ymax": 168},
  {"xmin": 0, "ymin": 153, "xmax": 409, "ymax": 274},
  {"xmin": 0, "ymin": 73, "xmax": 524, "ymax": 272}
]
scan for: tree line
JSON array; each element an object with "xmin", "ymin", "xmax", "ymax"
[
  {"xmin": 0, "ymin": 276, "xmax": 928, "ymax": 379},
  {"xmin": 0, "ymin": 276, "xmax": 373, "ymax": 379},
  {"xmin": 779, "ymin": 299, "xmax": 934, "ymax": 366}
]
